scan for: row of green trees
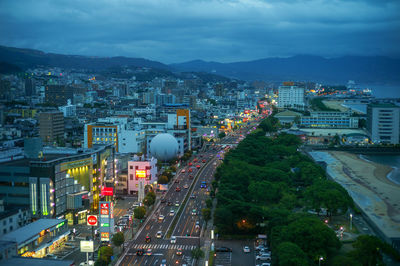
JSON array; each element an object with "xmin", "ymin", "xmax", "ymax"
[{"xmin": 213, "ymin": 116, "xmax": 355, "ymax": 264}]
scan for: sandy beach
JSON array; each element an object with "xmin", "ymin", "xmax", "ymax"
[
  {"xmin": 309, "ymin": 151, "xmax": 400, "ymax": 239},
  {"xmin": 322, "ymin": 100, "xmax": 349, "ymax": 112}
]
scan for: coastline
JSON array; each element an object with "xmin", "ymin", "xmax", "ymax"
[
  {"xmin": 358, "ymin": 154, "xmax": 399, "ymax": 186},
  {"xmin": 309, "ymin": 150, "xmax": 400, "ymax": 239}
]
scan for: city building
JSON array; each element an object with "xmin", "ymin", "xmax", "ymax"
[
  {"xmin": 38, "ymin": 111, "xmax": 64, "ymax": 145},
  {"xmin": 58, "ymin": 99, "xmax": 76, "ymax": 117},
  {"xmin": 0, "ymin": 218, "xmax": 69, "ymax": 258},
  {"xmin": 0, "ymin": 201, "xmax": 31, "ymax": 237},
  {"xmin": 127, "ymin": 156, "xmax": 157, "ymax": 195},
  {"xmin": 300, "ymin": 111, "xmax": 359, "ymax": 128},
  {"xmin": 274, "ymin": 110, "xmax": 302, "ymax": 125},
  {"xmin": 277, "ymin": 83, "xmax": 305, "ymax": 110},
  {"xmin": 0, "ymin": 144, "xmax": 115, "ymax": 223},
  {"xmin": 367, "ymin": 103, "xmax": 400, "ymax": 144},
  {"xmin": 45, "ymin": 85, "xmax": 73, "ymax": 106}
]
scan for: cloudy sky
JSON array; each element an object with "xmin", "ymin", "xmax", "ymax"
[{"xmin": 0, "ymin": 0, "xmax": 399, "ymax": 63}]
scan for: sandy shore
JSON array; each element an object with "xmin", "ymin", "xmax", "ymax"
[{"xmin": 309, "ymin": 151, "xmax": 400, "ymax": 239}]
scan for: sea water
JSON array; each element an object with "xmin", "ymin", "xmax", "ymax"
[{"xmin": 360, "ymin": 155, "xmax": 400, "ymax": 185}]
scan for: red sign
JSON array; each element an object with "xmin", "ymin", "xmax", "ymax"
[
  {"xmin": 100, "ymin": 203, "xmax": 109, "ymax": 209},
  {"xmin": 87, "ymin": 215, "xmax": 98, "ymax": 226},
  {"xmin": 101, "ymin": 187, "xmax": 114, "ymax": 196},
  {"xmin": 100, "ymin": 209, "xmax": 109, "ymax": 215}
]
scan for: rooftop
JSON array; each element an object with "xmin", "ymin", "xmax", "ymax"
[{"xmin": 0, "ymin": 219, "xmax": 66, "ymax": 244}]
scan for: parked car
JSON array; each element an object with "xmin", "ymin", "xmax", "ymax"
[{"xmin": 256, "ymin": 254, "xmax": 271, "ymax": 261}]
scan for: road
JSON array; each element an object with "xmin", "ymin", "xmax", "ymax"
[{"xmin": 118, "ymin": 117, "xmax": 265, "ymax": 266}]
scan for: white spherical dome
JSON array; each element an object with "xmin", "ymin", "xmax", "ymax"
[{"xmin": 150, "ymin": 133, "xmax": 179, "ymax": 161}]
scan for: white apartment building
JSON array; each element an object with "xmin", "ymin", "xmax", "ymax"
[
  {"xmin": 127, "ymin": 156, "xmax": 157, "ymax": 194},
  {"xmin": 367, "ymin": 103, "xmax": 400, "ymax": 144},
  {"xmin": 58, "ymin": 99, "xmax": 76, "ymax": 117},
  {"xmin": 278, "ymin": 85, "xmax": 305, "ymax": 110}
]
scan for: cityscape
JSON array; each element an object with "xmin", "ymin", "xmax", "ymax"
[{"xmin": 0, "ymin": 1, "xmax": 400, "ymax": 266}]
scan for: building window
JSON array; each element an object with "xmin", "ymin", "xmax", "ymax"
[
  {"xmin": 130, "ymin": 166, "xmax": 133, "ymax": 169},
  {"xmin": 130, "ymin": 174, "xmax": 133, "ymax": 180}
]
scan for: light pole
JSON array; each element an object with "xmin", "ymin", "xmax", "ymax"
[
  {"xmin": 319, "ymin": 256, "xmax": 324, "ymax": 266},
  {"xmin": 350, "ymin": 213, "xmax": 353, "ymax": 231}
]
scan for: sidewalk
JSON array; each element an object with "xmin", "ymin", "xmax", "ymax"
[{"xmin": 198, "ymin": 198, "xmax": 217, "ymax": 266}]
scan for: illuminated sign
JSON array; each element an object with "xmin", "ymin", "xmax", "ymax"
[
  {"xmin": 100, "ymin": 209, "xmax": 109, "ymax": 215},
  {"xmin": 101, "ymin": 232, "xmax": 109, "ymax": 241},
  {"xmin": 100, "ymin": 203, "xmax": 109, "ymax": 209},
  {"xmin": 101, "ymin": 223, "xmax": 110, "ymax": 227},
  {"xmin": 135, "ymin": 170, "xmax": 146, "ymax": 178},
  {"xmin": 101, "ymin": 187, "xmax": 114, "ymax": 196}
]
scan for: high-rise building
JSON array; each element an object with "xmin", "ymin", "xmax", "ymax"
[
  {"xmin": 367, "ymin": 103, "xmax": 400, "ymax": 144},
  {"xmin": 277, "ymin": 83, "xmax": 305, "ymax": 110},
  {"xmin": 38, "ymin": 111, "xmax": 64, "ymax": 144},
  {"xmin": 45, "ymin": 85, "xmax": 73, "ymax": 106}
]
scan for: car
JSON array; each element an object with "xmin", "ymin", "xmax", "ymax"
[
  {"xmin": 243, "ymin": 246, "xmax": 251, "ymax": 253},
  {"xmin": 195, "ymin": 221, "xmax": 200, "ymax": 229},
  {"xmin": 215, "ymin": 247, "xmax": 232, "ymax": 252},
  {"xmin": 160, "ymin": 198, "xmax": 166, "ymax": 203},
  {"xmin": 160, "ymin": 259, "xmax": 167, "ymax": 266},
  {"xmin": 174, "ymin": 179, "xmax": 179, "ymax": 183},
  {"xmin": 156, "ymin": 231, "xmax": 163, "ymax": 238},
  {"xmin": 136, "ymin": 249, "xmax": 145, "ymax": 256},
  {"xmin": 200, "ymin": 181, "xmax": 207, "ymax": 188},
  {"xmin": 169, "ymin": 210, "xmax": 175, "ymax": 216},
  {"xmin": 175, "ymin": 201, "xmax": 180, "ymax": 207},
  {"xmin": 145, "ymin": 249, "xmax": 152, "ymax": 256},
  {"xmin": 183, "ymin": 184, "xmax": 189, "ymax": 189},
  {"xmin": 190, "ymin": 195, "xmax": 196, "ymax": 199},
  {"xmin": 45, "ymin": 254, "xmax": 58, "ymax": 259},
  {"xmin": 189, "ymin": 174, "xmax": 194, "ymax": 179},
  {"xmin": 145, "ymin": 236, "xmax": 151, "ymax": 243},
  {"xmin": 202, "ymin": 159, "xmax": 206, "ymax": 163},
  {"xmin": 176, "ymin": 187, "xmax": 181, "ymax": 192},
  {"xmin": 158, "ymin": 215, "xmax": 165, "ymax": 221},
  {"xmin": 181, "ymin": 169, "xmax": 186, "ymax": 173},
  {"xmin": 167, "ymin": 201, "xmax": 173, "ymax": 206},
  {"xmin": 188, "ymin": 162, "xmax": 192, "ymax": 166},
  {"xmin": 256, "ymin": 254, "xmax": 271, "ymax": 261},
  {"xmin": 176, "ymin": 248, "xmax": 183, "ymax": 256},
  {"xmin": 188, "ymin": 168, "xmax": 193, "ymax": 173},
  {"xmin": 196, "ymin": 165, "xmax": 201, "ymax": 169},
  {"xmin": 256, "ymin": 263, "xmax": 271, "ymax": 266},
  {"xmin": 255, "ymin": 245, "xmax": 265, "ymax": 251},
  {"xmin": 191, "ymin": 209, "xmax": 197, "ymax": 216},
  {"xmin": 170, "ymin": 236, "xmax": 177, "ymax": 243}
]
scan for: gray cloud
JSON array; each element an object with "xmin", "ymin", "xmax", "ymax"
[{"xmin": 0, "ymin": 0, "xmax": 399, "ymax": 63}]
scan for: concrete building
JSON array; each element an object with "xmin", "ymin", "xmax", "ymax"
[
  {"xmin": 274, "ymin": 110, "xmax": 302, "ymax": 125},
  {"xmin": 45, "ymin": 85, "xmax": 73, "ymax": 106},
  {"xmin": 367, "ymin": 103, "xmax": 400, "ymax": 144},
  {"xmin": 58, "ymin": 99, "xmax": 76, "ymax": 117},
  {"xmin": 127, "ymin": 156, "xmax": 157, "ymax": 195},
  {"xmin": 38, "ymin": 111, "xmax": 64, "ymax": 145},
  {"xmin": 0, "ymin": 219, "xmax": 69, "ymax": 258},
  {"xmin": 300, "ymin": 111, "xmax": 359, "ymax": 128},
  {"xmin": 277, "ymin": 84, "xmax": 305, "ymax": 110},
  {"xmin": 0, "ymin": 202, "xmax": 30, "ymax": 237}
]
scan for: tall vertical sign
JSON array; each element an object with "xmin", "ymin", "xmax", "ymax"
[
  {"xmin": 99, "ymin": 201, "xmax": 114, "ymax": 242},
  {"xmin": 136, "ymin": 170, "xmax": 146, "ymax": 203}
]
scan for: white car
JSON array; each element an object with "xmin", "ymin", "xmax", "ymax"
[
  {"xmin": 170, "ymin": 236, "xmax": 176, "ymax": 243},
  {"xmin": 156, "ymin": 231, "xmax": 163, "ymax": 238},
  {"xmin": 256, "ymin": 263, "xmax": 271, "ymax": 266},
  {"xmin": 256, "ymin": 254, "xmax": 271, "ymax": 261},
  {"xmin": 170, "ymin": 210, "xmax": 175, "ymax": 216},
  {"xmin": 243, "ymin": 246, "xmax": 251, "ymax": 253},
  {"xmin": 158, "ymin": 215, "xmax": 165, "ymax": 221}
]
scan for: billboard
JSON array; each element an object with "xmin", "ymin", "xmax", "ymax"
[
  {"xmin": 135, "ymin": 170, "xmax": 146, "ymax": 178},
  {"xmin": 101, "ymin": 232, "xmax": 110, "ymax": 241},
  {"xmin": 101, "ymin": 187, "xmax": 114, "ymax": 196},
  {"xmin": 80, "ymin": 240, "xmax": 94, "ymax": 252}
]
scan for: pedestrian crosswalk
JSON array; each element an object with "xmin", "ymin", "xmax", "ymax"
[{"xmin": 130, "ymin": 243, "xmax": 197, "ymax": 250}]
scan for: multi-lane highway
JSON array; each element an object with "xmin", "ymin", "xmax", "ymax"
[{"xmin": 118, "ymin": 118, "xmax": 264, "ymax": 266}]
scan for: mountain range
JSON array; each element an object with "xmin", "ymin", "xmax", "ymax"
[{"xmin": 1, "ymin": 45, "xmax": 399, "ymax": 84}]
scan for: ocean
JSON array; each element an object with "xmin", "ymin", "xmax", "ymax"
[
  {"xmin": 360, "ymin": 155, "xmax": 400, "ymax": 185},
  {"xmin": 359, "ymin": 84, "xmax": 400, "ymax": 98}
]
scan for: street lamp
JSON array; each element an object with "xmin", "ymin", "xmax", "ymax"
[
  {"xmin": 350, "ymin": 213, "xmax": 353, "ymax": 231},
  {"xmin": 319, "ymin": 256, "xmax": 324, "ymax": 266}
]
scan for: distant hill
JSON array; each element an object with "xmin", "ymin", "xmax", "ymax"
[
  {"xmin": 0, "ymin": 61, "xmax": 22, "ymax": 74},
  {"xmin": 0, "ymin": 45, "xmax": 169, "ymax": 71},
  {"xmin": 171, "ymin": 55, "xmax": 400, "ymax": 84}
]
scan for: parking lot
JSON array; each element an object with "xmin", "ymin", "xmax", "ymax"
[{"xmin": 214, "ymin": 251, "xmax": 232, "ymax": 266}]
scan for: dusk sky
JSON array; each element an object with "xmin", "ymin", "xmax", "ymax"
[{"xmin": 0, "ymin": 0, "xmax": 399, "ymax": 63}]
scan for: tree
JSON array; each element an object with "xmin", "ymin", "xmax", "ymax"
[
  {"xmin": 276, "ymin": 242, "xmax": 309, "ymax": 266},
  {"xmin": 201, "ymin": 208, "xmax": 211, "ymax": 222},
  {"xmin": 143, "ymin": 194, "xmax": 155, "ymax": 206},
  {"xmin": 206, "ymin": 198, "xmax": 213, "ymax": 208},
  {"xmin": 191, "ymin": 247, "xmax": 205, "ymax": 259},
  {"xmin": 134, "ymin": 206, "xmax": 146, "ymax": 219},
  {"xmin": 158, "ymin": 175, "xmax": 169, "ymax": 184},
  {"xmin": 349, "ymin": 235, "xmax": 386, "ymax": 266},
  {"xmin": 97, "ymin": 246, "xmax": 113, "ymax": 264},
  {"xmin": 112, "ymin": 232, "xmax": 125, "ymax": 250}
]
